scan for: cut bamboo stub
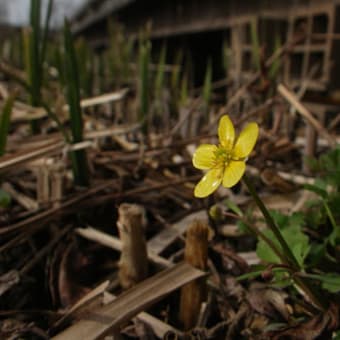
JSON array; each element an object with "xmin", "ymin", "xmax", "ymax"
[
  {"xmin": 117, "ymin": 203, "xmax": 148, "ymax": 289},
  {"xmin": 179, "ymin": 220, "xmax": 209, "ymax": 330}
]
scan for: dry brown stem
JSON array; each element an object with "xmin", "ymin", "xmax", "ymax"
[
  {"xmin": 117, "ymin": 203, "xmax": 148, "ymax": 289},
  {"xmin": 277, "ymin": 83, "xmax": 335, "ymax": 147},
  {"xmin": 179, "ymin": 220, "xmax": 209, "ymax": 330}
]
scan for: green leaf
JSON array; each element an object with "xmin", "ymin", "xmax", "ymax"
[
  {"xmin": 0, "ymin": 189, "xmax": 11, "ymax": 208},
  {"xmin": 224, "ymin": 198, "xmax": 243, "ymax": 217},
  {"xmin": 304, "ymin": 273, "xmax": 340, "ymax": 293},
  {"xmin": 307, "ymin": 243, "xmax": 327, "ymax": 266},
  {"xmin": 257, "ymin": 223, "xmax": 310, "ymax": 267},
  {"xmin": 304, "ymin": 183, "xmax": 328, "ymax": 199}
]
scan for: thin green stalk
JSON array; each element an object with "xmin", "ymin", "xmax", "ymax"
[
  {"xmin": 27, "ymin": 0, "xmax": 41, "ymax": 133},
  {"xmin": 202, "ymin": 58, "xmax": 213, "ymax": 133},
  {"xmin": 123, "ymin": 37, "xmax": 134, "ymax": 82},
  {"xmin": 155, "ymin": 43, "xmax": 167, "ymax": 100},
  {"xmin": 292, "ymin": 276, "xmax": 328, "ymax": 311},
  {"xmin": 41, "ymin": 101, "xmax": 70, "ymax": 142},
  {"xmin": 170, "ymin": 49, "xmax": 183, "ymax": 117},
  {"xmin": 40, "ymin": 0, "xmax": 53, "ymax": 69},
  {"xmin": 268, "ymin": 34, "xmax": 282, "ymax": 80},
  {"xmin": 0, "ymin": 95, "xmax": 15, "ymax": 156},
  {"xmin": 243, "ymin": 175, "xmax": 300, "ymax": 268},
  {"xmin": 202, "ymin": 58, "xmax": 212, "ymax": 113},
  {"xmin": 171, "ymin": 50, "xmax": 183, "ymax": 91},
  {"xmin": 63, "ymin": 19, "xmax": 89, "ymax": 187},
  {"xmin": 180, "ymin": 73, "xmax": 189, "ymax": 107},
  {"xmin": 241, "ymin": 219, "xmax": 288, "ymax": 265},
  {"xmin": 138, "ymin": 40, "xmax": 151, "ymax": 133},
  {"xmin": 323, "ymin": 200, "xmax": 337, "ymax": 231},
  {"xmin": 243, "ymin": 175, "xmax": 328, "ymax": 311},
  {"xmin": 25, "ymin": 0, "xmax": 53, "ymax": 134},
  {"xmin": 64, "ymin": 21, "xmax": 82, "ymax": 143},
  {"xmin": 29, "ymin": 0, "xmax": 41, "ymax": 107}
]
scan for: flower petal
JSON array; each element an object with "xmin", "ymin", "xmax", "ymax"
[
  {"xmin": 193, "ymin": 144, "xmax": 217, "ymax": 170},
  {"xmin": 218, "ymin": 115, "xmax": 235, "ymax": 150},
  {"xmin": 233, "ymin": 122, "xmax": 259, "ymax": 159},
  {"xmin": 194, "ymin": 168, "xmax": 223, "ymax": 198},
  {"xmin": 222, "ymin": 161, "xmax": 246, "ymax": 187}
]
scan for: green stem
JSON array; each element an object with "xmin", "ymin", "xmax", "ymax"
[
  {"xmin": 323, "ymin": 200, "xmax": 337, "ymax": 231},
  {"xmin": 243, "ymin": 175, "xmax": 328, "ymax": 311},
  {"xmin": 243, "ymin": 175, "xmax": 300, "ymax": 269},
  {"xmin": 242, "ymin": 220, "xmax": 288, "ymax": 265},
  {"xmin": 292, "ymin": 276, "xmax": 328, "ymax": 311}
]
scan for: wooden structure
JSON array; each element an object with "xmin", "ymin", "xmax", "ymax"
[{"xmin": 72, "ymin": 0, "xmax": 340, "ymax": 91}]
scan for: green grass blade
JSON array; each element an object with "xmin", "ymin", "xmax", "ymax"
[
  {"xmin": 0, "ymin": 95, "xmax": 15, "ymax": 156},
  {"xmin": 138, "ymin": 40, "xmax": 151, "ymax": 133},
  {"xmin": 154, "ymin": 43, "xmax": 167, "ymax": 100},
  {"xmin": 0, "ymin": 189, "xmax": 11, "ymax": 208},
  {"xmin": 40, "ymin": 0, "xmax": 53, "ymax": 71},
  {"xmin": 123, "ymin": 36, "xmax": 134, "ymax": 81},
  {"xmin": 63, "ymin": 20, "xmax": 83, "ymax": 142},
  {"xmin": 63, "ymin": 19, "xmax": 89, "ymax": 187},
  {"xmin": 202, "ymin": 58, "xmax": 212, "ymax": 108},
  {"xmin": 171, "ymin": 49, "xmax": 183, "ymax": 92},
  {"xmin": 75, "ymin": 38, "xmax": 92, "ymax": 96},
  {"xmin": 268, "ymin": 34, "xmax": 282, "ymax": 80},
  {"xmin": 23, "ymin": 0, "xmax": 43, "ymax": 133},
  {"xmin": 180, "ymin": 73, "xmax": 189, "ymax": 107},
  {"xmin": 29, "ymin": 0, "xmax": 41, "ymax": 106}
]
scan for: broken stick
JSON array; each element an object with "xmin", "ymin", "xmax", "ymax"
[{"xmin": 117, "ymin": 203, "xmax": 148, "ymax": 289}]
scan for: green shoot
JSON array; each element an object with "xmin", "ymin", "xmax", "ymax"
[
  {"xmin": 170, "ymin": 49, "xmax": 183, "ymax": 116},
  {"xmin": 138, "ymin": 40, "xmax": 151, "ymax": 133},
  {"xmin": 268, "ymin": 34, "xmax": 282, "ymax": 80},
  {"xmin": 0, "ymin": 189, "xmax": 11, "ymax": 208},
  {"xmin": 63, "ymin": 19, "xmax": 89, "ymax": 187},
  {"xmin": 154, "ymin": 43, "xmax": 167, "ymax": 101},
  {"xmin": 24, "ymin": 0, "xmax": 53, "ymax": 134},
  {"xmin": 180, "ymin": 73, "xmax": 189, "ymax": 107},
  {"xmin": 243, "ymin": 175, "xmax": 328, "ymax": 310},
  {"xmin": 202, "ymin": 58, "xmax": 212, "ymax": 114},
  {"xmin": 0, "ymin": 95, "xmax": 15, "ymax": 156}
]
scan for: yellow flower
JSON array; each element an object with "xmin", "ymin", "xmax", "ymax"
[{"xmin": 193, "ymin": 115, "xmax": 259, "ymax": 198}]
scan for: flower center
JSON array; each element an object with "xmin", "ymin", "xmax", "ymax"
[
  {"xmin": 214, "ymin": 145, "xmax": 246, "ymax": 169},
  {"xmin": 214, "ymin": 146, "xmax": 232, "ymax": 168}
]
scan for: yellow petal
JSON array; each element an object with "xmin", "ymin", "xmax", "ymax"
[
  {"xmin": 193, "ymin": 144, "xmax": 217, "ymax": 170},
  {"xmin": 233, "ymin": 122, "xmax": 259, "ymax": 159},
  {"xmin": 222, "ymin": 161, "xmax": 246, "ymax": 187},
  {"xmin": 194, "ymin": 168, "xmax": 223, "ymax": 198},
  {"xmin": 218, "ymin": 115, "xmax": 235, "ymax": 150}
]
